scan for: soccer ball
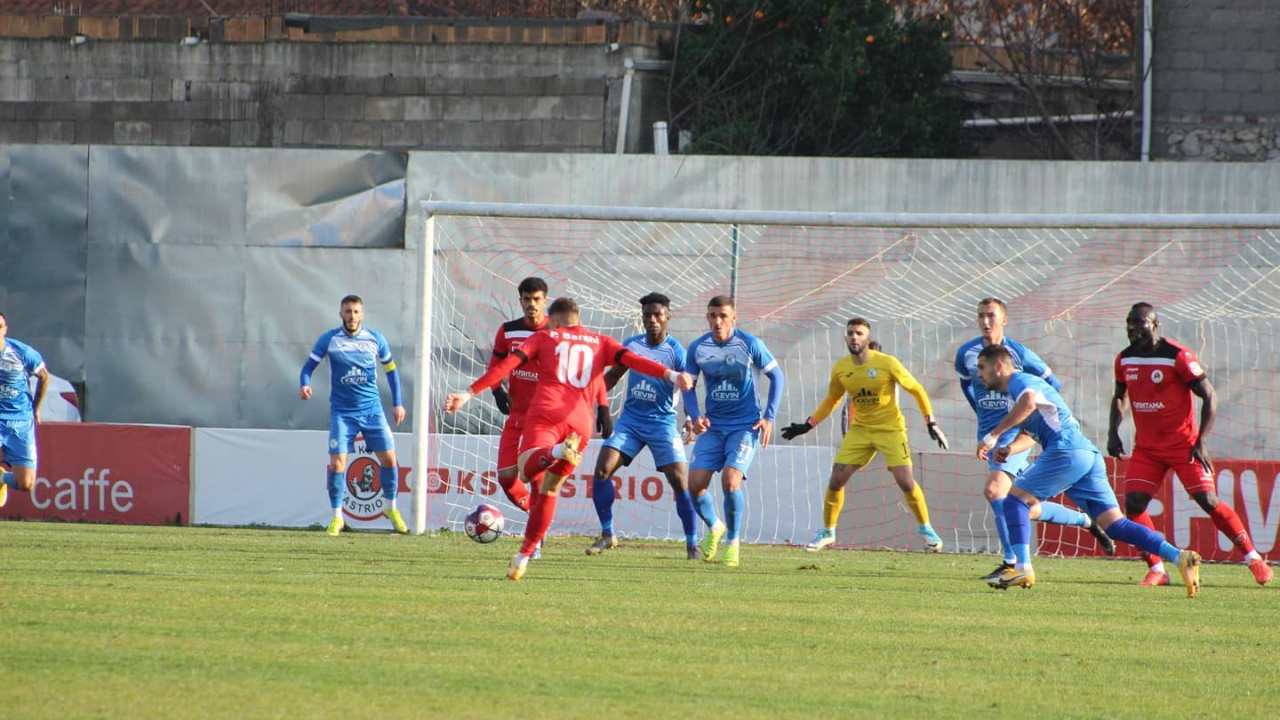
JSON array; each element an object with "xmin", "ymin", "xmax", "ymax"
[{"xmin": 464, "ymin": 503, "xmax": 504, "ymax": 543}]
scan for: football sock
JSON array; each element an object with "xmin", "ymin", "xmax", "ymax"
[
  {"xmin": 1207, "ymin": 503, "xmax": 1256, "ymax": 555},
  {"xmin": 520, "ymin": 491, "xmax": 558, "ymax": 556},
  {"xmin": 693, "ymin": 491, "xmax": 719, "ymax": 528},
  {"xmin": 1036, "ymin": 501, "xmax": 1090, "ymax": 527},
  {"xmin": 1003, "ymin": 497, "xmax": 1033, "ymax": 567},
  {"xmin": 989, "ymin": 497, "xmax": 1016, "ymax": 563},
  {"xmin": 902, "ymin": 483, "xmax": 931, "ymax": 526},
  {"xmin": 380, "ymin": 465, "xmax": 397, "ymax": 502},
  {"xmin": 498, "ymin": 475, "xmax": 531, "ymax": 513},
  {"xmin": 724, "ymin": 488, "xmax": 745, "ymax": 542},
  {"xmin": 592, "ymin": 476, "xmax": 616, "ymax": 535},
  {"xmin": 1127, "ymin": 510, "xmax": 1162, "ymax": 567},
  {"xmin": 1150, "ymin": 561, "xmax": 1166, "ymax": 575},
  {"xmin": 1104, "ymin": 518, "xmax": 1182, "ymax": 563},
  {"xmin": 674, "ymin": 490, "xmax": 697, "ymax": 547},
  {"xmin": 823, "ymin": 487, "xmax": 844, "ymax": 530},
  {"xmin": 327, "ymin": 470, "xmax": 344, "ymax": 509}
]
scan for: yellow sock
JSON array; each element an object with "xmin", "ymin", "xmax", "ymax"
[
  {"xmin": 823, "ymin": 488, "xmax": 844, "ymax": 530},
  {"xmin": 902, "ymin": 483, "xmax": 931, "ymax": 526}
]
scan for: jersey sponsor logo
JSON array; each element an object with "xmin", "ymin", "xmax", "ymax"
[
  {"xmin": 710, "ymin": 379, "xmax": 740, "ymax": 401},
  {"xmin": 630, "ymin": 379, "xmax": 659, "ymax": 403},
  {"xmin": 978, "ymin": 395, "xmax": 1008, "ymax": 411},
  {"xmin": 1150, "ymin": 369, "xmax": 1164, "ymax": 384},
  {"xmin": 1132, "ymin": 400, "xmax": 1166, "ymax": 412},
  {"xmin": 340, "ymin": 365, "xmax": 370, "ymax": 386},
  {"xmin": 852, "ymin": 387, "xmax": 879, "ymax": 407},
  {"xmin": 513, "ymin": 368, "xmax": 538, "ymax": 382}
]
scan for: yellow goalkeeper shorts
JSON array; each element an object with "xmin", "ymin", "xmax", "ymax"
[{"xmin": 835, "ymin": 425, "xmax": 912, "ymax": 468}]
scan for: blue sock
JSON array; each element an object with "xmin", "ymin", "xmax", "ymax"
[
  {"xmin": 693, "ymin": 491, "xmax": 719, "ymax": 528},
  {"xmin": 380, "ymin": 465, "xmax": 398, "ymax": 502},
  {"xmin": 1036, "ymin": 501, "xmax": 1090, "ymax": 527},
  {"xmin": 1003, "ymin": 497, "xmax": 1033, "ymax": 566},
  {"xmin": 723, "ymin": 488, "xmax": 745, "ymax": 542},
  {"xmin": 990, "ymin": 497, "xmax": 1015, "ymax": 563},
  {"xmin": 592, "ymin": 477, "xmax": 616, "ymax": 535},
  {"xmin": 2, "ymin": 471, "xmax": 14, "ymax": 488},
  {"xmin": 1105, "ymin": 518, "xmax": 1182, "ymax": 563},
  {"xmin": 674, "ymin": 490, "xmax": 697, "ymax": 547},
  {"xmin": 327, "ymin": 470, "xmax": 345, "ymax": 509}
]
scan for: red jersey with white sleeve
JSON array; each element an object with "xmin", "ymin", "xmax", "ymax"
[
  {"xmin": 1114, "ymin": 337, "xmax": 1206, "ymax": 452},
  {"xmin": 489, "ymin": 317, "xmax": 547, "ymax": 416}
]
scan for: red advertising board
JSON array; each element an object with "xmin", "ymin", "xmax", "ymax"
[
  {"xmin": 1039, "ymin": 457, "xmax": 1280, "ymax": 562},
  {"xmin": 2, "ymin": 423, "xmax": 191, "ymax": 525}
]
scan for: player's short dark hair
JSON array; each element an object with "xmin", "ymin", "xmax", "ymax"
[
  {"xmin": 846, "ymin": 317, "xmax": 871, "ymax": 331},
  {"xmin": 639, "ymin": 292, "xmax": 670, "ymax": 308},
  {"xmin": 518, "ymin": 277, "xmax": 548, "ymax": 296},
  {"xmin": 1129, "ymin": 302, "xmax": 1155, "ymax": 315},
  {"xmin": 548, "ymin": 297, "xmax": 579, "ymax": 316},
  {"xmin": 977, "ymin": 297, "xmax": 1007, "ymax": 313},
  {"xmin": 707, "ymin": 295, "xmax": 735, "ymax": 309},
  {"xmin": 978, "ymin": 344, "xmax": 1013, "ymax": 364},
  {"xmin": 340, "ymin": 294, "xmax": 363, "ymax": 306}
]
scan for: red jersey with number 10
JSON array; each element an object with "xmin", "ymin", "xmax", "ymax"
[{"xmin": 1114, "ymin": 337, "xmax": 1206, "ymax": 452}]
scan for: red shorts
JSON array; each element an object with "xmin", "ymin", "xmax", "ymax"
[
  {"xmin": 1123, "ymin": 445, "xmax": 1213, "ymax": 497},
  {"xmin": 519, "ymin": 412, "xmax": 592, "ymax": 472},
  {"xmin": 497, "ymin": 413, "xmax": 525, "ymax": 471}
]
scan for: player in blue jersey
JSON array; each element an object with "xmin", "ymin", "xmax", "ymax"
[
  {"xmin": 585, "ymin": 293, "xmax": 701, "ymax": 559},
  {"xmin": 300, "ymin": 295, "xmax": 406, "ymax": 536},
  {"xmin": 975, "ymin": 344, "xmax": 1202, "ymax": 596},
  {"xmin": 682, "ymin": 295, "xmax": 784, "ymax": 568},
  {"xmin": 0, "ymin": 311, "xmax": 50, "ymax": 509},
  {"xmin": 955, "ymin": 298, "xmax": 1114, "ymax": 580}
]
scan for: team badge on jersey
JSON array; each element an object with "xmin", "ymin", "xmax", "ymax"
[
  {"xmin": 867, "ymin": 368, "xmax": 878, "ymax": 378},
  {"xmin": 1151, "ymin": 369, "xmax": 1164, "ymax": 384}
]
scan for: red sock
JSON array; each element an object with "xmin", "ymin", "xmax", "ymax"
[
  {"xmin": 498, "ymin": 475, "xmax": 530, "ymax": 513},
  {"xmin": 521, "ymin": 446, "xmax": 556, "ymax": 482},
  {"xmin": 1208, "ymin": 503, "xmax": 1255, "ymax": 555},
  {"xmin": 1128, "ymin": 510, "xmax": 1161, "ymax": 567},
  {"xmin": 520, "ymin": 491, "xmax": 559, "ymax": 556}
]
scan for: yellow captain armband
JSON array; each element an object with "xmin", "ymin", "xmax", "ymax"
[{"xmin": 383, "ymin": 360, "xmax": 397, "ymax": 372}]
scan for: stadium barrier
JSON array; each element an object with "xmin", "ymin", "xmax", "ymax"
[{"xmin": 1, "ymin": 423, "xmax": 192, "ymax": 525}]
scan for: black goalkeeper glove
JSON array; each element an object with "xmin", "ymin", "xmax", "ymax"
[
  {"xmin": 596, "ymin": 405, "xmax": 614, "ymax": 438},
  {"xmin": 492, "ymin": 386, "xmax": 511, "ymax": 415},
  {"xmin": 927, "ymin": 421, "xmax": 949, "ymax": 450},
  {"xmin": 780, "ymin": 420, "xmax": 813, "ymax": 441}
]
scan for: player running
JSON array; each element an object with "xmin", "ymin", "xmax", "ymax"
[
  {"xmin": 976, "ymin": 344, "xmax": 1202, "ymax": 596},
  {"xmin": 299, "ymin": 295, "xmax": 406, "ymax": 536},
  {"xmin": 783, "ymin": 318, "xmax": 948, "ymax": 553},
  {"xmin": 681, "ymin": 296, "xmax": 785, "ymax": 568},
  {"xmin": 586, "ymin": 293, "xmax": 700, "ymax": 559},
  {"xmin": 0, "ymin": 311, "xmax": 50, "ymax": 509},
  {"xmin": 1107, "ymin": 302, "xmax": 1271, "ymax": 586},
  {"xmin": 445, "ymin": 297, "xmax": 694, "ymax": 581},
  {"xmin": 955, "ymin": 298, "xmax": 1114, "ymax": 580}
]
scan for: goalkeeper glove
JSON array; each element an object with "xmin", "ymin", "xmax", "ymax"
[
  {"xmin": 492, "ymin": 386, "xmax": 511, "ymax": 415},
  {"xmin": 927, "ymin": 421, "xmax": 949, "ymax": 450},
  {"xmin": 780, "ymin": 420, "xmax": 813, "ymax": 441},
  {"xmin": 596, "ymin": 405, "xmax": 614, "ymax": 438}
]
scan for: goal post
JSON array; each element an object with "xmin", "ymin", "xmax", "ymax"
[{"xmin": 413, "ymin": 201, "xmax": 1280, "ymax": 560}]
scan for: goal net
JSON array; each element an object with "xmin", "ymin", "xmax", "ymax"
[{"xmin": 413, "ymin": 203, "xmax": 1280, "ymax": 562}]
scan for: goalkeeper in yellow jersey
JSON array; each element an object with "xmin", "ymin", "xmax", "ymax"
[{"xmin": 781, "ymin": 318, "xmax": 949, "ymax": 552}]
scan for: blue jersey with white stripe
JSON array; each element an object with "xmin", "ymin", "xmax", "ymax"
[
  {"xmin": 1006, "ymin": 373, "xmax": 1093, "ymax": 452},
  {"xmin": 618, "ymin": 334, "xmax": 685, "ymax": 426},
  {"xmin": 0, "ymin": 338, "xmax": 45, "ymax": 421},
  {"xmin": 308, "ymin": 327, "xmax": 394, "ymax": 414},
  {"xmin": 955, "ymin": 336, "xmax": 1058, "ymax": 444},
  {"xmin": 685, "ymin": 329, "xmax": 778, "ymax": 429}
]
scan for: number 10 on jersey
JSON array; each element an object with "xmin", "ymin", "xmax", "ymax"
[{"xmin": 555, "ymin": 342, "xmax": 594, "ymax": 388}]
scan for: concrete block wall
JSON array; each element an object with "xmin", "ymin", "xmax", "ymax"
[
  {"xmin": 1152, "ymin": 0, "xmax": 1280, "ymax": 161},
  {"xmin": 0, "ymin": 37, "xmax": 661, "ymax": 152}
]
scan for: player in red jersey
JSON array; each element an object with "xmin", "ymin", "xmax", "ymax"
[
  {"xmin": 486, "ymin": 277, "xmax": 609, "ymax": 516},
  {"xmin": 446, "ymin": 297, "xmax": 694, "ymax": 581},
  {"xmin": 1107, "ymin": 303, "xmax": 1271, "ymax": 586}
]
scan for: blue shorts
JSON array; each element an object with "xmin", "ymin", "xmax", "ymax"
[
  {"xmin": 0, "ymin": 417, "xmax": 37, "ymax": 468},
  {"xmin": 691, "ymin": 426, "xmax": 759, "ymax": 474},
  {"xmin": 1014, "ymin": 447, "xmax": 1118, "ymax": 518},
  {"xmin": 987, "ymin": 447, "xmax": 1031, "ymax": 479},
  {"xmin": 329, "ymin": 410, "xmax": 394, "ymax": 455},
  {"xmin": 603, "ymin": 416, "xmax": 687, "ymax": 469}
]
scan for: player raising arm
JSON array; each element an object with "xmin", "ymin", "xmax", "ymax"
[
  {"xmin": 0, "ymin": 310, "xmax": 50, "ymax": 509},
  {"xmin": 681, "ymin": 295, "xmax": 785, "ymax": 569},
  {"xmin": 300, "ymin": 295, "xmax": 406, "ymax": 536},
  {"xmin": 976, "ymin": 344, "xmax": 1201, "ymax": 596},
  {"xmin": 783, "ymin": 318, "xmax": 947, "ymax": 553},
  {"xmin": 1107, "ymin": 302, "xmax": 1270, "ymax": 586},
  {"xmin": 445, "ymin": 297, "xmax": 694, "ymax": 581},
  {"xmin": 955, "ymin": 298, "xmax": 1114, "ymax": 581}
]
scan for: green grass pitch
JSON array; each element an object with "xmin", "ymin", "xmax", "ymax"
[{"xmin": 1, "ymin": 522, "xmax": 1276, "ymax": 719}]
